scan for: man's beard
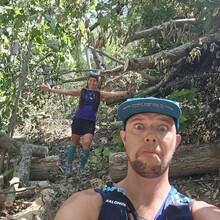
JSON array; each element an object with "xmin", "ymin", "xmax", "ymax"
[{"xmin": 127, "ymin": 153, "xmax": 172, "ymax": 178}]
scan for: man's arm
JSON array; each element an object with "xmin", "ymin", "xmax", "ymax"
[
  {"xmin": 54, "ymin": 189, "xmax": 102, "ymax": 220},
  {"xmin": 192, "ymin": 201, "xmax": 220, "ymax": 220}
]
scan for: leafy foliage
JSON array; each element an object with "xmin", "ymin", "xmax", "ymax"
[
  {"xmin": 91, "ymin": 144, "xmax": 110, "ymax": 171},
  {"xmin": 167, "ymin": 86, "xmax": 200, "ymax": 132},
  {"xmin": 112, "ymin": 128, "xmax": 125, "ymax": 152},
  {"xmin": 0, "ymin": 0, "xmax": 219, "ymax": 138}
]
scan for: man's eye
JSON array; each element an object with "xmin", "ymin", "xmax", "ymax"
[
  {"xmin": 134, "ymin": 124, "xmax": 144, "ymax": 129},
  {"xmin": 158, "ymin": 125, "xmax": 168, "ymax": 132}
]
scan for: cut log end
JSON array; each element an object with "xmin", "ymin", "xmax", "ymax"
[{"xmin": 4, "ymin": 200, "xmax": 14, "ymax": 207}]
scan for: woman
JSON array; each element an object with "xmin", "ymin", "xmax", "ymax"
[{"xmin": 41, "ymin": 72, "xmax": 135, "ymax": 175}]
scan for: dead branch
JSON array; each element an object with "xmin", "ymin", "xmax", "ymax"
[
  {"xmin": 125, "ymin": 18, "xmax": 196, "ymax": 44},
  {"xmin": 124, "ymin": 35, "xmax": 216, "ymax": 71},
  {"xmin": 89, "ymin": 46, "xmax": 125, "ymax": 65}
]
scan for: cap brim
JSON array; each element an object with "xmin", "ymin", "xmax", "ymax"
[{"xmin": 118, "ymin": 97, "xmax": 181, "ymax": 130}]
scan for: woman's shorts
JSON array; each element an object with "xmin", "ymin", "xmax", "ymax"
[{"xmin": 71, "ymin": 117, "xmax": 96, "ymax": 135}]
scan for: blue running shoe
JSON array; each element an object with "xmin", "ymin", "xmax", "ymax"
[{"xmin": 65, "ymin": 165, "xmax": 72, "ymax": 175}]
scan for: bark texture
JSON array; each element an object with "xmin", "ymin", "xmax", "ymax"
[{"xmin": 109, "ymin": 143, "xmax": 220, "ymax": 182}]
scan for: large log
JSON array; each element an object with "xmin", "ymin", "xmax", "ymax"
[
  {"xmin": 0, "ymin": 132, "xmax": 49, "ymax": 186},
  {"xmin": 0, "ymin": 132, "xmax": 48, "ymax": 157},
  {"xmin": 124, "ymin": 35, "xmax": 217, "ymax": 71},
  {"xmin": 14, "ymin": 144, "xmax": 33, "ymax": 187},
  {"xmin": 4, "ymin": 177, "xmax": 19, "ymax": 207},
  {"xmin": 125, "ymin": 18, "xmax": 196, "ymax": 44},
  {"xmin": 109, "ymin": 143, "xmax": 220, "ymax": 182},
  {"xmin": 30, "ymin": 156, "xmax": 60, "ymax": 180}
]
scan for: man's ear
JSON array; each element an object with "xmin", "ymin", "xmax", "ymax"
[
  {"xmin": 176, "ymin": 134, "xmax": 182, "ymax": 148},
  {"xmin": 120, "ymin": 130, "xmax": 126, "ymax": 144}
]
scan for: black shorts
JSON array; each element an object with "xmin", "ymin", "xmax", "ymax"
[{"xmin": 71, "ymin": 117, "xmax": 96, "ymax": 135}]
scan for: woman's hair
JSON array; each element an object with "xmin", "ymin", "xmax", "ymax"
[
  {"xmin": 86, "ymin": 72, "xmax": 99, "ymax": 88},
  {"xmin": 87, "ymin": 71, "xmax": 99, "ymax": 81}
]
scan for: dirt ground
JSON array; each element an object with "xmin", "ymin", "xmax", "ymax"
[{"xmin": 1, "ymin": 123, "xmax": 219, "ymax": 219}]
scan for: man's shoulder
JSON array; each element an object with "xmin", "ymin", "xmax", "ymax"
[
  {"xmin": 54, "ymin": 189, "xmax": 102, "ymax": 220},
  {"xmin": 72, "ymin": 189, "xmax": 101, "ymax": 201},
  {"xmin": 192, "ymin": 200, "xmax": 220, "ymax": 220}
]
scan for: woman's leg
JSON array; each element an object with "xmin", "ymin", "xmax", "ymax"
[
  {"xmin": 79, "ymin": 133, "xmax": 93, "ymax": 171},
  {"xmin": 67, "ymin": 134, "xmax": 80, "ymax": 165},
  {"xmin": 66, "ymin": 118, "xmax": 81, "ymax": 174}
]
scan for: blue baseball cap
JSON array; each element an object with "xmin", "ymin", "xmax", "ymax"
[
  {"xmin": 117, "ymin": 97, "xmax": 182, "ymax": 131},
  {"xmin": 88, "ymin": 71, "xmax": 99, "ymax": 78}
]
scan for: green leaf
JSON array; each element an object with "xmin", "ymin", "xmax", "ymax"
[
  {"xmin": 203, "ymin": 14, "xmax": 213, "ymax": 32},
  {"xmin": 0, "ymin": 96, "xmax": 6, "ymax": 102},
  {"xmin": 47, "ymin": 40, "xmax": 60, "ymax": 51},
  {"xmin": 59, "ymin": 56, "xmax": 65, "ymax": 62},
  {"xmin": 99, "ymin": 16, "xmax": 109, "ymax": 28},
  {"xmin": 14, "ymin": 14, "xmax": 25, "ymax": 29},
  {"xmin": 31, "ymin": 28, "xmax": 41, "ymax": 37},
  {"xmin": 214, "ymin": 32, "xmax": 220, "ymax": 41},
  {"xmin": 35, "ymin": 35, "xmax": 44, "ymax": 44}
]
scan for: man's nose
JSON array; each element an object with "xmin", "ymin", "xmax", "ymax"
[
  {"xmin": 145, "ymin": 131, "xmax": 157, "ymax": 142},
  {"xmin": 146, "ymin": 137, "xmax": 156, "ymax": 142}
]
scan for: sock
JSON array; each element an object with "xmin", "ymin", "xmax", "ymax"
[
  {"xmin": 79, "ymin": 149, "xmax": 90, "ymax": 170},
  {"xmin": 67, "ymin": 146, "xmax": 76, "ymax": 165}
]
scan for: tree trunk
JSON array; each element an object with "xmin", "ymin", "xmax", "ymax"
[
  {"xmin": 14, "ymin": 144, "xmax": 33, "ymax": 186},
  {"xmin": 0, "ymin": 132, "xmax": 48, "ymax": 157},
  {"xmin": 124, "ymin": 35, "xmax": 216, "ymax": 71},
  {"xmin": 30, "ymin": 156, "xmax": 60, "ymax": 180},
  {"xmin": 4, "ymin": 177, "xmax": 19, "ymax": 207},
  {"xmin": 109, "ymin": 143, "xmax": 220, "ymax": 182},
  {"xmin": 125, "ymin": 18, "xmax": 196, "ymax": 44},
  {"xmin": 0, "ymin": 133, "xmax": 50, "ymax": 186}
]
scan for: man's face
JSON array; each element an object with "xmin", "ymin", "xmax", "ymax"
[{"xmin": 120, "ymin": 112, "xmax": 181, "ymax": 178}]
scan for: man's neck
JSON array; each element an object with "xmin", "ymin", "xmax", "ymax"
[
  {"xmin": 117, "ymin": 169, "xmax": 171, "ymax": 205},
  {"xmin": 117, "ymin": 170, "xmax": 171, "ymax": 220}
]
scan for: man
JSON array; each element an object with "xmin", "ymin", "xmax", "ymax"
[{"xmin": 55, "ymin": 97, "xmax": 220, "ymax": 220}]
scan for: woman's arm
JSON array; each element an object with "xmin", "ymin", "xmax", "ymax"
[
  {"xmin": 100, "ymin": 86, "xmax": 135, "ymax": 101},
  {"xmin": 41, "ymin": 83, "xmax": 81, "ymax": 96}
]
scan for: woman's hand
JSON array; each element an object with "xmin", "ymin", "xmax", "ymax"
[
  {"xmin": 41, "ymin": 83, "xmax": 51, "ymax": 92},
  {"xmin": 127, "ymin": 85, "xmax": 136, "ymax": 95}
]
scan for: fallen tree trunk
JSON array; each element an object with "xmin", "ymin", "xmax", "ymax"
[
  {"xmin": 14, "ymin": 144, "xmax": 33, "ymax": 187},
  {"xmin": 30, "ymin": 156, "xmax": 60, "ymax": 180},
  {"xmin": 125, "ymin": 18, "xmax": 196, "ymax": 44},
  {"xmin": 12, "ymin": 155, "xmax": 60, "ymax": 185},
  {"xmin": 124, "ymin": 35, "xmax": 217, "ymax": 71},
  {"xmin": 0, "ymin": 132, "xmax": 48, "ymax": 157},
  {"xmin": 0, "ymin": 132, "xmax": 49, "ymax": 186},
  {"xmin": 109, "ymin": 143, "xmax": 220, "ymax": 182},
  {"xmin": 4, "ymin": 177, "xmax": 19, "ymax": 207}
]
